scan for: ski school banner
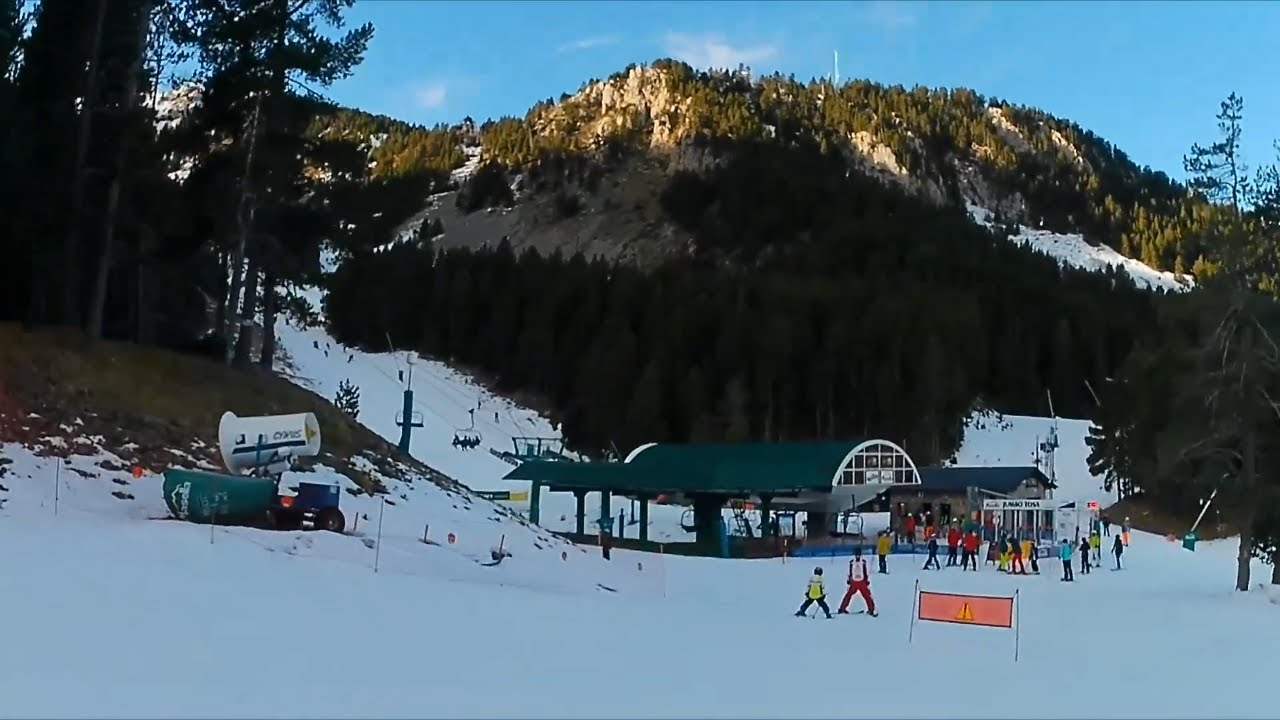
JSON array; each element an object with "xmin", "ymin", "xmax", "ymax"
[{"xmin": 908, "ymin": 582, "xmax": 1021, "ymax": 660}]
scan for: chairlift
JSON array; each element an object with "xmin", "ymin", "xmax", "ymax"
[{"xmin": 452, "ymin": 409, "xmax": 483, "ymax": 451}]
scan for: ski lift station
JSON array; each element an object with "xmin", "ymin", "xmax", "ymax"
[{"xmin": 504, "ymin": 438, "xmax": 1075, "ymax": 558}]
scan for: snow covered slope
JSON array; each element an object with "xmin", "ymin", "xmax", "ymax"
[
  {"xmin": 3, "ymin": 495, "xmax": 1276, "ymax": 717},
  {"xmin": 949, "ymin": 410, "xmax": 1116, "ymax": 507},
  {"xmin": 968, "ymin": 204, "xmax": 1193, "ymax": 292}
]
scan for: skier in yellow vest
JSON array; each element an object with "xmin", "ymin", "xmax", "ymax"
[{"xmin": 795, "ymin": 567, "xmax": 833, "ymax": 619}]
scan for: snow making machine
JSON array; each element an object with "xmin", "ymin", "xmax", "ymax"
[{"xmin": 162, "ymin": 411, "xmax": 346, "ymax": 533}]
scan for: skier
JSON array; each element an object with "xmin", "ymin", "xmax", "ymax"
[
  {"xmin": 796, "ymin": 567, "xmax": 833, "ymax": 618},
  {"xmin": 961, "ymin": 530, "xmax": 979, "ymax": 571},
  {"xmin": 1059, "ymin": 539, "xmax": 1074, "ymax": 581},
  {"xmin": 923, "ymin": 535, "xmax": 941, "ymax": 570},
  {"xmin": 875, "ymin": 531, "xmax": 891, "ymax": 574},
  {"xmin": 838, "ymin": 548, "xmax": 878, "ymax": 616},
  {"xmin": 905, "ymin": 514, "xmax": 917, "ymax": 544},
  {"xmin": 1102, "ymin": 515, "xmax": 1111, "ymax": 537},
  {"xmin": 946, "ymin": 524, "xmax": 960, "ymax": 566},
  {"xmin": 1079, "ymin": 537, "xmax": 1091, "ymax": 575},
  {"xmin": 1009, "ymin": 536, "xmax": 1026, "ymax": 574},
  {"xmin": 997, "ymin": 535, "xmax": 1010, "ymax": 572},
  {"xmin": 1089, "ymin": 529, "xmax": 1102, "ymax": 564},
  {"xmin": 1112, "ymin": 533, "xmax": 1124, "ymax": 570},
  {"xmin": 1122, "ymin": 516, "xmax": 1132, "ymax": 546},
  {"xmin": 1028, "ymin": 542, "xmax": 1040, "ymax": 574}
]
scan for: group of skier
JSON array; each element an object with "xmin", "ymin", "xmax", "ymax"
[
  {"xmin": 1057, "ymin": 525, "xmax": 1127, "ymax": 581},
  {"xmin": 795, "ymin": 514, "xmax": 1136, "ymax": 617}
]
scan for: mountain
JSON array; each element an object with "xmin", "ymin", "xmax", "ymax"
[{"xmin": 302, "ymin": 61, "xmax": 1214, "ymax": 282}]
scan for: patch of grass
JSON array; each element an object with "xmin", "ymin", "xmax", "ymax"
[
  {"xmin": 1106, "ymin": 495, "xmax": 1236, "ymax": 541},
  {"xmin": 0, "ymin": 323, "xmax": 433, "ymax": 494}
]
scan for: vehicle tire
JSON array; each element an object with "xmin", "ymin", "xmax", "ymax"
[
  {"xmin": 270, "ymin": 508, "xmax": 303, "ymax": 531},
  {"xmin": 315, "ymin": 507, "xmax": 346, "ymax": 534}
]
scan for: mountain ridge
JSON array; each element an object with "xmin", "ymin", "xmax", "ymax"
[{"xmin": 268, "ymin": 59, "xmax": 1218, "ymax": 284}]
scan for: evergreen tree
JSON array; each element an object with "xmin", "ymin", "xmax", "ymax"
[{"xmin": 335, "ymin": 378, "xmax": 360, "ymax": 420}]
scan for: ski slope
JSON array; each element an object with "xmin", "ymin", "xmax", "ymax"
[
  {"xmin": 968, "ymin": 204, "xmax": 1193, "ymax": 292},
  {"xmin": 2, "ymin": 483, "xmax": 1277, "ymax": 718},
  {"xmin": 950, "ymin": 410, "xmax": 1118, "ymax": 507}
]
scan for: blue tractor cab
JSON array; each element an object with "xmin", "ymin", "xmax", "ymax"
[{"xmin": 271, "ymin": 479, "xmax": 345, "ymax": 533}]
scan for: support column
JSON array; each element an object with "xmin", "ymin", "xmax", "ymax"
[
  {"xmin": 691, "ymin": 495, "xmax": 726, "ymax": 552},
  {"xmin": 760, "ymin": 495, "xmax": 774, "ymax": 538},
  {"xmin": 574, "ymin": 490, "xmax": 586, "ymax": 535},
  {"xmin": 807, "ymin": 510, "xmax": 830, "ymax": 540},
  {"xmin": 638, "ymin": 496, "xmax": 649, "ymax": 541},
  {"xmin": 599, "ymin": 491, "xmax": 612, "ymax": 536},
  {"xmin": 528, "ymin": 480, "xmax": 542, "ymax": 525}
]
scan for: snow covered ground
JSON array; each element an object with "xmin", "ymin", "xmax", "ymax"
[
  {"xmin": 2, "ymin": 484, "xmax": 1276, "ymax": 718},
  {"xmin": 968, "ymin": 204, "xmax": 1193, "ymax": 292}
]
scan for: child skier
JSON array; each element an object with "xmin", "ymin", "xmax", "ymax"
[
  {"xmin": 1059, "ymin": 539, "xmax": 1074, "ymax": 581},
  {"xmin": 961, "ymin": 530, "xmax": 979, "ymax": 571},
  {"xmin": 1089, "ymin": 529, "xmax": 1102, "ymax": 564},
  {"xmin": 875, "ymin": 531, "xmax": 891, "ymax": 574},
  {"xmin": 1112, "ymin": 533, "xmax": 1124, "ymax": 570},
  {"xmin": 838, "ymin": 548, "xmax": 878, "ymax": 616},
  {"xmin": 796, "ymin": 567, "xmax": 833, "ymax": 619},
  {"xmin": 923, "ymin": 535, "xmax": 941, "ymax": 570},
  {"xmin": 1122, "ymin": 516, "xmax": 1131, "ymax": 546},
  {"xmin": 1079, "ymin": 537, "xmax": 1092, "ymax": 575}
]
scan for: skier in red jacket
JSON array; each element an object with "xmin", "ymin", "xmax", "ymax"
[
  {"xmin": 837, "ymin": 548, "xmax": 878, "ymax": 616},
  {"xmin": 961, "ymin": 530, "xmax": 980, "ymax": 571},
  {"xmin": 946, "ymin": 525, "xmax": 961, "ymax": 566}
]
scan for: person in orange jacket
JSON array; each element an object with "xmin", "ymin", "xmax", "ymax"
[
  {"xmin": 961, "ymin": 530, "xmax": 980, "ymax": 571},
  {"xmin": 946, "ymin": 524, "xmax": 961, "ymax": 566},
  {"xmin": 837, "ymin": 547, "xmax": 878, "ymax": 616}
]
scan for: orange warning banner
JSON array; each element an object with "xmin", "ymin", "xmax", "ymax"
[{"xmin": 917, "ymin": 590, "xmax": 1014, "ymax": 629}]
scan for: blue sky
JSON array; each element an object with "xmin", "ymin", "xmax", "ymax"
[{"xmin": 325, "ymin": 0, "xmax": 1279, "ymax": 181}]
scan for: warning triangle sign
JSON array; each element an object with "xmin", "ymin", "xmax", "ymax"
[{"xmin": 955, "ymin": 603, "xmax": 975, "ymax": 622}]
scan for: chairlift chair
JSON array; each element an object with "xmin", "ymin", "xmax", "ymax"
[
  {"xmin": 452, "ymin": 409, "xmax": 483, "ymax": 451},
  {"xmin": 680, "ymin": 508, "xmax": 697, "ymax": 533}
]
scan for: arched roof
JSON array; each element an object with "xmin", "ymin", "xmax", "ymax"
[{"xmin": 615, "ymin": 439, "xmax": 921, "ymax": 495}]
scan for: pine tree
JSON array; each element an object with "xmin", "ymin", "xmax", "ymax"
[{"xmin": 335, "ymin": 378, "xmax": 360, "ymax": 420}]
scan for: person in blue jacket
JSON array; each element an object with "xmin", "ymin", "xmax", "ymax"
[{"xmin": 1058, "ymin": 538, "xmax": 1074, "ymax": 582}]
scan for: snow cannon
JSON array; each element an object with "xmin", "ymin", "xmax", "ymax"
[{"xmin": 217, "ymin": 411, "xmax": 321, "ymax": 477}]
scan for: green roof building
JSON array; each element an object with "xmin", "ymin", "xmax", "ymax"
[{"xmin": 504, "ymin": 438, "xmax": 923, "ymax": 549}]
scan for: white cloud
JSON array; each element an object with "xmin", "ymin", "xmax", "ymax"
[
  {"xmin": 556, "ymin": 34, "xmax": 617, "ymax": 54},
  {"xmin": 413, "ymin": 82, "xmax": 447, "ymax": 110},
  {"xmin": 663, "ymin": 31, "xmax": 778, "ymax": 71}
]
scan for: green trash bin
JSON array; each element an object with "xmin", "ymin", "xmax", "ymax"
[{"xmin": 1182, "ymin": 532, "xmax": 1198, "ymax": 551}]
